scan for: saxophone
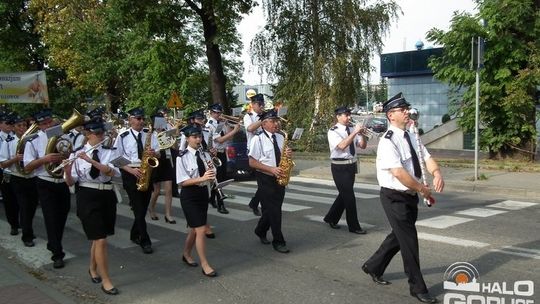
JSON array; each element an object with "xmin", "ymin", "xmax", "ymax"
[
  {"xmin": 276, "ymin": 131, "xmax": 295, "ymax": 186},
  {"xmin": 136, "ymin": 126, "xmax": 159, "ymax": 191}
]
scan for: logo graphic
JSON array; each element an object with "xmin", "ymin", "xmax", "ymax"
[{"xmin": 443, "ymin": 262, "xmax": 480, "ymax": 292}]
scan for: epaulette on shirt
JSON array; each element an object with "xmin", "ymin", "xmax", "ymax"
[
  {"xmin": 178, "ymin": 149, "xmax": 188, "ymax": 157},
  {"xmin": 142, "ymin": 128, "xmax": 149, "ymax": 133},
  {"xmin": 247, "ymin": 112, "xmax": 253, "ymax": 116},
  {"xmin": 329, "ymin": 126, "xmax": 338, "ymax": 131},
  {"xmin": 69, "ymin": 133, "xmax": 74, "ymax": 138},
  {"xmin": 120, "ymin": 130, "xmax": 129, "ymax": 138},
  {"xmin": 208, "ymin": 120, "xmax": 214, "ymax": 125},
  {"xmin": 254, "ymin": 130, "xmax": 263, "ymax": 136},
  {"xmin": 103, "ymin": 146, "xmax": 116, "ymax": 150},
  {"xmin": 26, "ymin": 134, "xmax": 39, "ymax": 142},
  {"xmin": 384, "ymin": 130, "xmax": 393, "ymax": 139},
  {"xmin": 6, "ymin": 135, "xmax": 15, "ymax": 142}
]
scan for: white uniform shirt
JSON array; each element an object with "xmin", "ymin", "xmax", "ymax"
[
  {"xmin": 23, "ymin": 130, "xmax": 49, "ymax": 177},
  {"xmin": 327, "ymin": 123, "xmax": 360, "ymax": 160},
  {"xmin": 0, "ymin": 134, "xmax": 20, "ymax": 175},
  {"xmin": 248, "ymin": 130, "xmax": 284, "ymax": 168},
  {"xmin": 176, "ymin": 146, "xmax": 211, "ymax": 185},
  {"xmin": 243, "ymin": 110, "xmax": 261, "ymax": 148},
  {"xmin": 68, "ymin": 144, "xmax": 120, "ymax": 183},
  {"xmin": 376, "ymin": 125, "xmax": 431, "ymax": 191},
  {"xmin": 69, "ymin": 130, "xmax": 86, "ymax": 152},
  {"xmin": 113, "ymin": 128, "xmax": 159, "ymax": 166},
  {"xmin": 206, "ymin": 117, "xmax": 226, "ymax": 151}
]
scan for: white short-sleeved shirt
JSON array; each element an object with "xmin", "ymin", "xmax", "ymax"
[
  {"xmin": 23, "ymin": 130, "xmax": 49, "ymax": 177},
  {"xmin": 243, "ymin": 110, "xmax": 261, "ymax": 147},
  {"xmin": 0, "ymin": 134, "xmax": 19, "ymax": 174},
  {"xmin": 206, "ymin": 117, "xmax": 226, "ymax": 150},
  {"xmin": 113, "ymin": 128, "xmax": 159, "ymax": 166},
  {"xmin": 248, "ymin": 130, "xmax": 284, "ymax": 168},
  {"xmin": 376, "ymin": 125, "xmax": 431, "ymax": 191},
  {"xmin": 327, "ymin": 123, "xmax": 360, "ymax": 159},
  {"xmin": 176, "ymin": 146, "xmax": 211, "ymax": 186},
  {"xmin": 68, "ymin": 144, "xmax": 120, "ymax": 183}
]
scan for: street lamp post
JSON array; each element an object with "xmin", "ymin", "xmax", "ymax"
[{"xmin": 473, "ymin": 36, "xmax": 484, "ymax": 181}]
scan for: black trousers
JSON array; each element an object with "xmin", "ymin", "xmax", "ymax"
[
  {"xmin": 254, "ymin": 172, "xmax": 286, "ymax": 246},
  {"xmin": 364, "ymin": 187, "xmax": 427, "ymax": 294},
  {"xmin": 121, "ymin": 170, "xmax": 152, "ymax": 247},
  {"xmin": 10, "ymin": 176, "xmax": 38, "ymax": 242},
  {"xmin": 36, "ymin": 178, "xmax": 71, "ymax": 261},
  {"xmin": 324, "ymin": 162, "xmax": 361, "ymax": 231},
  {"xmin": 1, "ymin": 176, "xmax": 20, "ymax": 230}
]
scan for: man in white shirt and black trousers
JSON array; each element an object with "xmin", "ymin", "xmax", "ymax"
[
  {"xmin": 113, "ymin": 107, "xmax": 159, "ymax": 254},
  {"xmin": 362, "ymin": 93, "xmax": 444, "ymax": 304},
  {"xmin": 324, "ymin": 106, "xmax": 368, "ymax": 234},
  {"xmin": 248, "ymin": 109, "xmax": 292, "ymax": 254},
  {"xmin": 23, "ymin": 109, "xmax": 71, "ymax": 268}
]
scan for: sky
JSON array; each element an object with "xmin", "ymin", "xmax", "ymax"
[{"xmin": 238, "ymin": 0, "xmax": 478, "ymax": 85}]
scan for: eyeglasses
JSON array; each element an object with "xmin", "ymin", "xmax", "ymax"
[{"xmin": 389, "ymin": 107, "xmax": 410, "ymax": 113}]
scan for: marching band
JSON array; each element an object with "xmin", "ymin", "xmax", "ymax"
[{"xmin": 0, "ymin": 92, "xmax": 444, "ymax": 302}]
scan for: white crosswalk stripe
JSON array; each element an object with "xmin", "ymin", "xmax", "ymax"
[
  {"xmin": 490, "ymin": 246, "xmax": 540, "ymax": 259},
  {"xmin": 487, "ymin": 200, "xmax": 538, "ymax": 210},
  {"xmin": 116, "ymin": 203, "xmax": 189, "ymax": 234},
  {"xmin": 454, "ymin": 208, "xmax": 508, "ymax": 218},
  {"xmin": 0, "ymin": 219, "xmax": 75, "ymax": 268},
  {"xmin": 416, "ymin": 215, "xmax": 474, "ymax": 229},
  {"xmin": 236, "ymin": 180, "xmax": 379, "ymax": 199}
]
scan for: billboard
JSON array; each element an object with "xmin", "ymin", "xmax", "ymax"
[{"xmin": 0, "ymin": 71, "xmax": 49, "ymax": 104}]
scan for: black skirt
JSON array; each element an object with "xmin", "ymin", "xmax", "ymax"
[
  {"xmin": 180, "ymin": 185, "xmax": 209, "ymax": 228},
  {"xmin": 152, "ymin": 150, "xmax": 175, "ymax": 182},
  {"xmin": 76, "ymin": 186, "xmax": 117, "ymax": 240}
]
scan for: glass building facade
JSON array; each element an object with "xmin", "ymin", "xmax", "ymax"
[{"xmin": 381, "ymin": 47, "xmax": 450, "ymax": 132}]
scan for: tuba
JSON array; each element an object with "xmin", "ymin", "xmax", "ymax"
[
  {"xmin": 276, "ymin": 130, "xmax": 295, "ymax": 186},
  {"xmin": 44, "ymin": 109, "xmax": 86, "ymax": 178},
  {"xmin": 136, "ymin": 126, "xmax": 159, "ymax": 191},
  {"xmin": 15, "ymin": 122, "xmax": 40, "ymax": 175}
]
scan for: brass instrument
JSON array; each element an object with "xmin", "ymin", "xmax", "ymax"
[
  {"xmin": 220, "ymin": 114, "xmax": 242, "ymax": 124},
  {"xmin": 15, "ymin": 122, "xmax": 39, "ymax": 175},
  {"xmin": 136, "ymin": 126, "xmax": 159, "ymax": 191},
  {"xmin": 45, "ymin": 109, "xmax": 86, "ymax": 178},
  {"xmin": 349, "ymin": 117, "xmax": 376, "ymax": 139},
  {"xmin": 52, "ymin": 137, "xmax": 108, "ymax": 174},
  {"xmin": 157, "ymin": 118, "xmax": 186, "ymax": 150},
  {"xmin": 276, "ymin": 131, "xmax": 295, "ymax": 186}
]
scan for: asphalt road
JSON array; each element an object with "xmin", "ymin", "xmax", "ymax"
[{"xmin": 0, "ymin": 177, "xmax": 538, "ymax": 304}]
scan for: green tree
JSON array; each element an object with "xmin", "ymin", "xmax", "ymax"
[
  {"xmin": 427, "ymin": 0, "xmax": 540, "ymax": 160},
  {"xmin": 251, "ymin": 0, "xmax": 399, "ymax": 150}
]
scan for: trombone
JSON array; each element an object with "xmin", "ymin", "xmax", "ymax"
[{"xmin": 220, "ymin": 114, "xmax": 242, "ymax": 125}]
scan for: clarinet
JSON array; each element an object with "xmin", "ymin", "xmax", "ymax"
[{"xmin": 409, "ymin": 109, "xmax": 435, "ymax": 207}]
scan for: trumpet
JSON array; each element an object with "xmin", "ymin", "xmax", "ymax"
[
  {"xmin": 53, "ymin": 138, "xmax": 108, "ymax": 174},
  {"xmin": 220, "ymin": 114, "xmax": 242, "ymax": 124},
  {"xmin": 349, "ymin": 117, "xmax": 375, "ymax": 139}
]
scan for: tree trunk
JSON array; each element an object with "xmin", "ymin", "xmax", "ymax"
[{"xmin": 189, "ymin": 0, "xmax": 229, "ymax": 113}]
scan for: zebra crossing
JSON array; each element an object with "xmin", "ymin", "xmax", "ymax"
[{"xmin": 1, "ymin": 177, "xmax": 538, "ymax": 269}]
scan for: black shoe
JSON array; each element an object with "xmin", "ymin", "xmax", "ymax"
[
  {"xmin": 164, "ymin": 216, "xmax": 176, "ymax": 224},
  {"xmin": 410, "ymin": 292, "xmax": 438, "ymax": 303},
  {"xmin": 182, "ymin": 255, "xmax": 198, "ymax": 267},
  {"xmin": 349, "ymin": 228, "xmax": 367, "ymax": 234},
  {"xmin": 101, "ymin": 286, "xmax": 119, "ymax": 295},
  {"xmin": 201, "ymin": 269, "xmax": 218, "ymax": 277},
  {"xmin": 53, "ymin": 258, "xmax": 65, "ymax": 269},
  {"xmin": 205, "ymin": 233, "xmax": 215, "ymax": 239},
  {"xmin": 273, "ymin": 244, "xmax": 290, "ymax": 254},
  {"xmin": 251, "ymin": 207, "xmax": 261, "ymax": 216},
  {"xmin": 10, "ymin": 228, "xmax": 19, "ymax": 236},
  {"xmin": 89, "ymin": 269, "xmax": 102, "ymax": 284},
  {"xmin": 23, "ymin": 240, "xmax": 35, "ymax": 247},
  {"xmin": 142, "ymin": 245, "xmax": 153, "ymax": 254},
  {"xmin": 324, "ymin": 220, "xmax": 340, "ymax": 229},
  {"xmin": 131, "ymin": 238, "xmax": 141, "ymax": 245},
  {"xmin": 217, "ymin": 205, "xmax": 229, "ymax": 214},
  {"xmin": 361, "ymin": 264, "xmax": 391, "ymax": 285}
]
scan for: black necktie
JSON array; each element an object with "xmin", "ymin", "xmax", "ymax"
[
  {"xmin": 345, "ymin": 127, "xmax": 355, "ymax": 156},
  {"xmin": 136, "ymin": 132, "xmax": 143, "ymax": 160},
  {"xmin": 89, "ymin": 150, "xmax": 100, "ymax": 179},
  {"xmin": 404, "ymin": 132, "xmax": 422, "ymax": 178},
  {"xmin": 272, "ymin": 134, "xmax": 281, "ymax": 165},
  {"xmin": 195, "ymin": 151, "xmax": 206, "ymax": 177}
]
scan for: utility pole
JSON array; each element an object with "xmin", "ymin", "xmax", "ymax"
[{"xmin": 473, "ymin": 36, "xmax": 484, "ymax": 181}]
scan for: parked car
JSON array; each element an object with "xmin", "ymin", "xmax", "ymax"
[
  {"xmin": 225, "ymin": 126, "xmax": 252, "ymax": 179},
  {"xmin": 367, "ymin": 118, "xmax": 387, "ymax": 133}
]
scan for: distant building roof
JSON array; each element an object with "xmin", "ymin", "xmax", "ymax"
[{"xmin": 380, "ymin": 47, "xmax": 443, "ymax": 78}]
